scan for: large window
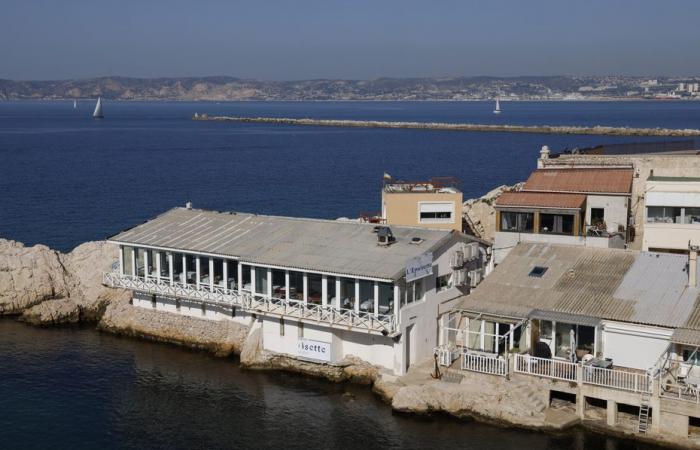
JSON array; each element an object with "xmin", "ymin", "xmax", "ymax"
[
  {"xmin": 684, "ymin": 207, "xmax": 700, "ymax": 224},
  {"xmin": 539, "ymin": 213, "xmax": 575, "ymax": 235},
  {"xmin": 500, "ymin": 211, "xmax": 534, "ymax": 232},
  {"xmin": 419, "ymin": 202, "xmax": 454, "ymax": 223},
  {"xmin": 647, "ymin": 206, "xmax": 682, "ymax": 224}
]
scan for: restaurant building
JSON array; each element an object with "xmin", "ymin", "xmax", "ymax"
[{"xmin": 104, "ymin": 206, "xmax": 488, "ymax": 375}]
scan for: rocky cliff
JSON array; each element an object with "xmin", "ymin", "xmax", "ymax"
[{"xmin": 462, "ymin": 183, "xmax": 523, "ymax": 242}]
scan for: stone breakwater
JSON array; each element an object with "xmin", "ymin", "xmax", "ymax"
[{"xmin": 194, "ymin": 115, "xmax": 700, "ymax": 137}]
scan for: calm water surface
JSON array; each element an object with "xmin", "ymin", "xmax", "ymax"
[{"xmin": 0, "ymin": 320, "xmax": 662, "ymax": 450}]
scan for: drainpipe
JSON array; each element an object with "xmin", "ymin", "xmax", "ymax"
[{"xmin": 689, "ymin": 243, "xmax": 699, "ymax": 288}]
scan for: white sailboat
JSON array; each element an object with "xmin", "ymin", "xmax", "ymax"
[
  {"xmin": 493, "ymin": 98, "xmax": 501, "ymax": 114},
  {"xmin": 93, "ymin": 97, "xmax": 104, "ymax": 119},
  {"xmin": 73, "ymin": 99, "xmax": 77, "ymax": 109}
]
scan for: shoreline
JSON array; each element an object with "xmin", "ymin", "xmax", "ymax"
[{"xmin": 193, "ymin": 115, "xmax": 700, "ymax": 137}]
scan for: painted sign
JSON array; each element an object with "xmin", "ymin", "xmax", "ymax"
[
  {"xmin": 297, "ymin": 338, "xmax": 331, "ymax": 362},
  {"xmin": 405, "ymin": 252, "xmax": 433, "ymax": 282}
]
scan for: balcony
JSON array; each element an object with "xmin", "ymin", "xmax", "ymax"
[{"xmin": 103, "ymin": 272, "xmax": 396, "ymax": 335}]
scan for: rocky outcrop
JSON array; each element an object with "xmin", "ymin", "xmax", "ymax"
[
  {"xmin": 98, "ymin": 296, "xmax": 250, "ymax": 357},
  {"xmin": 0, "ymin": 238, "xmax": 127, "ymax": 325},
  {"xmin": 462, "ymin": 183, "xmax": 523, "ymax": 241}
]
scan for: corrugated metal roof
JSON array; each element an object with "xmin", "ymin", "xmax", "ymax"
[
  {"xmin": 457, "ymin": 242, "xmax": 700, "ymax": 329},
  {"xmin": 496, "ymin": 191, "xmax": 586, "ymax": 209},
  {"xmin": 109, "ymin": 207, "xmax": 456, "ymax": 280},
  {"xmin": 671, "ymin": 328, "xmax": 700, "ymax": 347},
  {"xmin": 524, "ymin": 169, "xmax": 633, "ymax": 194}
]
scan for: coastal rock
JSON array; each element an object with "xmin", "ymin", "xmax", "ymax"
[
  {"xmin": 462, "ymin": 183, "xmax": 523, "ymax": 241},
  {"xmin": 98, "ymin": 296, "xmax": 250, "ymax": 357},
  {"xmin": 20, "ymin": 297, "xmax": 81, "ymax": 325}
]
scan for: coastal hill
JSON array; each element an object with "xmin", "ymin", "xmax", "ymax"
[{"xmin": 1, "ymin": 75, "xmax": 697, "ymax": 101}]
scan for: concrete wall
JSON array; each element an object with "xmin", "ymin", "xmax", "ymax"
[
  {"xmin": 644, "ymin": 224, "xmax": 700, "ymax": 251},
  {"xmin": 132, "ymin": 293, "xmax": 253, "ymax": 326},
  {"xmin": 601, "ymin": 321, "xmax": 673, "ymax": 370},
  {"xmin": 383, "ymin": 191, "xmax": 463, "ymax": 231},
  {"xmin": 586, "ymin": 194, "xmax": 628, "ymax": 233}
]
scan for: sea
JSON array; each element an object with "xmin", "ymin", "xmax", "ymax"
[{"xmin": 2, "ymin": 100, "xmax": 698, "ymax": 449}]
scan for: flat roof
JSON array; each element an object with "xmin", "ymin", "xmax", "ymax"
[
  {"xmin": 524, "ymin": 168, "xmax": 633, "ymax": 194},
  {"xmin": 109, "ymin": 207, "xmax": 457, "ymax": 281},
  {"xmin": 496, "ymin": 192, "xmax": 586, "ymax": 209},
  {"xmin": 456, "ymin": 242, "xmax": 700, "ymax": 329}
]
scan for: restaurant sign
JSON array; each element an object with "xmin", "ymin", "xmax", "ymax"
[
  {"xmin": 297, "ymin": 338, "xmax": 331, "ymax": 362},
  {"xmin": 405, "ymin": 252, "xmax": 433, "ymax": 282}
]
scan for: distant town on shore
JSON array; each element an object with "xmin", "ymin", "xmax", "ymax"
[{"xmin": 2, "ymin": 75, "xmax": 700, "ymax": 101}]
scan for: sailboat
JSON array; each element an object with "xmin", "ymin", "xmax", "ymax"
[
  {"xmin": 493, "ymin": 98, "xmax": 501, "ymax": 114},
  {"xmin": 73, "ymin": 99, "xmax": 77, "ymax": 109},
  {"xmin": 93, "ymin": 97, "xmax": 104, "ymax": 119}
]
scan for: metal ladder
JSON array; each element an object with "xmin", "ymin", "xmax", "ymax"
[{"xmin": 638, "ymin": 393, "xmax": 651, "ymax": 434}]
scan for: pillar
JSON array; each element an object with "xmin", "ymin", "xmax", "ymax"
[
  {"xmin": 250, "ymin": 266, "xmax": 256, "ymax": 297},
  {"xmin": 303, "ymin": 272, "xmax": 308, "ymax": 305},
  {"xmin": 209, "ymin": 258, "xmax": 214, "ymax": 291},
  {"xmin": 237, "ymin": 263, "xmax": 243, "ymax": 294},
  {"xmin": 155, "ymin": 251, "xmax": 161, "ymax": 283},
  {"xmin": 195, "ymin": 256, "xmax": 201, "ymax": 289},
  {"xmin": 576, "ymin": 366, "xmax": 585, "ymax": 419},
  {"xmin": 393, "ymin": 284, "xmax": 400, "ymax": 318},
  {"xmin": 373, "ymin": 281, "xmax": 379, "ymax": 317},
  {"xmin": 131, "ymin": 248, "xmax": 136, "ymax": 279},
  {"xmin": 285, "ymin": 270, "xmax": 290, "ymax": 301},
  {"xmin": 144, "ymin": 251, "xmax": 150, "ymax": 280},
  {"xmin": 168, "ymin": 253, "xmax": 174, "ymax": 285},
  {"xmin": 267, "ymin": 268, "xmax": 272, "ymax": 298},
  {"xmin": 480, "ymin": 320, "xmax": 486, "ymax": 351},
  {"xmin": 335, "ymin": 278, "xmax": 341, "ymax": 309},
  {"xmin": 223, "ymin": 260, "xmax": 228, "ymax": 290},
  {"xmin": 354, "ymin": 279, "xmax": 360, "ymax": 314},
  {"xmin": 533, "ymin": 211, "xmax": 540, "ymax": 234},
  {"xmin": 119, "ymin": 246, "xmax": 124, "ymax": 275},
  {"xmin": 182, "ymin": 255, "xmax": 187, "ymax": 284},
  {"xmin": 606, "ymin": 400, "xmax": 617, "ymax": 426},
  {"xmin": 509, "ymin": 323, "xmax": 515, "ymax": 350},
  {"xmin": 322, "ymin": 275, "xmax": 328, "ymax": 307}
]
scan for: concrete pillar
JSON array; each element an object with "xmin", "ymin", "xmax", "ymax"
[
  {"xmin": 393, "ymin": 284, "xmax": 400, "ymax": 318},
  {"xmin": 650, "ymin": 377, "xmax": 662, "ymax": 433},
  {"xmin": 373, "ymin": 281, "xmax": 379, "ymax": 317},
  {"xmin": 250, "ymin": 266, "xmax": 256, "ymax": 297},
  {"xmin": 509, "ymin": 323, "xmax": 515, "ymax": 350},
  {"xmin": 322, "ymin": 275, "xmax": 328, "ymax": 307},
  {"xmin": 195, "ymin": 256, "xmax": 201, "ymax": 289},
  {"xmin": 144, "ymin": 251, "xmax": 150, "ymax": 280},
  {"xmin": 223, "ymin": 260, "xmax": 228, "ymax": 290},
  {"xmin": 237, "ymin": 263, "xmax": 243, "ymax": 294},
  {"xmin": 354, "ymin": 279, "xmax": 360, "ymax": 314},
  {"xmin": 335, "ymin": 278, "xmax": 341, "ymax": 309},
  {"xmin": 576, "ymin": 365, "xmax": 585, "ymax": 419},
  {"xmin": 303, "ymin": 272, "xmax": 308, "ymax": 305},
  {"xmin": 606, "ymin": 400, "xmax": 617, "ymax": 426},
  {"xmin": 131, "ymin": 248, "xmax": 136, "ymax": 279},
  {"xmin": 209, "ymin": 258, "xmax": 214, "ymax": 291},
  {"xmin": 480, "ymin": 320, "xmax": 486, "ymax": 351},
  {"xmin": 168, "ymin": 253, "xmax": 174, "ymax": 285},
  {"xmin": 285, "ymin": 270, "xmax": 290, "ymax": 301},
  {"xmin": 181, "ymin": 255, "xmax": 187, "ymax": 284},
  {"xmin": 155, "ymin": 251, "xmax": 161, "ymax": 283},
  {"xmin": 267, "ymin": 268, "xmax": 272, "ymax": 298},
  {"xmin": 119, "ymin": 246, "xmax": 124, "ymax": 275}
]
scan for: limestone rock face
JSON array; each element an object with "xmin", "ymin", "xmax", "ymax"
[
  {"xmin": 462, "ymin": 183, "xmax": 524, "ymax": 241},
  {"xmin": 0, "ymin": 240, "xmax": 68, "ymax": 315},
  {"xmin": 0, "ymin": 238, "xmax": 128, "ymax": 324}
]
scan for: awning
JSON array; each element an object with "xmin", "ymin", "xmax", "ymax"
[
  {"xmin": 496, "ymin": 191, "xmax": 586, "ymax": 209},
  {"xmin": 528, "ymin": 309, "xmax": 600, "ymax": 327}
]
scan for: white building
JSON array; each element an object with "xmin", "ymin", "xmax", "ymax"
[
  {"xmin": 643, "ymin": 175, "xmax": 700, "ymax": 253},
  {"xmin": 104, "ymin": 206, "xmax": 488, "ymax": 375}
]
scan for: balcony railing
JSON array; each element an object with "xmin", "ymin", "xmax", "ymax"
[
  {"xmin": 462, "ymin": 351, "xmax": 508, "ymax": 377},
  {"xmin": 514, "ymin": 354, "xmax": 577, "ymax": 382},
  {"xmin": 583, "ymin": 365, "xmax": 651, "ymax": 394},
  {"xmin": 103, "ymin": 272, "xmax": 396, "ymax": 334}
]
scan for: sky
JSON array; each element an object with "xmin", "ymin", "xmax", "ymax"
[{"xmin": 1, "ymin": 0, "xmax": 699, "ymax": 80}]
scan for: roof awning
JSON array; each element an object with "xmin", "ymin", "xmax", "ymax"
[
  {"xmin": 671, "ymin": 328, "xmax": 700, "ymax": 347},
  {"xmin": 496, "ymin": 192, "xmax": 586, "ymax": 210},
  {"xmin": 529, "ymin": 309, "xmax": 601, "ymax": 327}
]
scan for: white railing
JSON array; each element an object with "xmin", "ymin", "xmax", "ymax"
[
  {"xmin": 462, "ymin": 351, "xmax": 508, "ymax": 377},
  {"xmin": 435, "ymin": 345, "xmax": 460, "ymax": 367},
  {"xmin": 514, "ymin": 354, "xmax": 577, "ymax": 382},
  {"xmin": 659, "ymin": 382, "xmax": 700, "ymax": 404},
  {"xmin": 583, "ymin": 366, "xmax": 651, "ymax": 394},
  {"xmin": 104, "ymin": 272, "xmax": 396, "ymax": 334}
]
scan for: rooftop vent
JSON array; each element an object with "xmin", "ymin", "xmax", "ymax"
[
  {"xmin": 528, "ymin": 266, "xmax": 548, "ymax": 278},
  {"xmin": 185, "ymin": 201, "xmax": 193, "ymax": 210},
  {"xmin": 410, "ymin": 237, "xmax": 424, "ymax": 245},
  {"xmin": 376, "ymin": 226, "xmax": 395, "ymax": 246}
]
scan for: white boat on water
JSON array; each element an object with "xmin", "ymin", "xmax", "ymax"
[
  {"xmin": 73, "ymin": 99, "xmax": 77, "ymax": 109},
  {"xmin": 93, "ymin": 97, "xmax": 104, "ymax": 119},
  {"xmin": 493, "ymin": 98, "xmax": 501, "ymax": 114}
]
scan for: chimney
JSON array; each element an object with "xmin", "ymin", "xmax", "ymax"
[
  {"xmin": 690, "ymin": 243, "xmax": 699, "ymax": 288},
  {"xmin": 538, "ymin": 145, "xmax": 550, "ymax": 168}
]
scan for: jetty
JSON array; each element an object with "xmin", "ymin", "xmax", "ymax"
[{"xmin": 192, "ymin": 114, "xmax": 700, "ymax": 137}]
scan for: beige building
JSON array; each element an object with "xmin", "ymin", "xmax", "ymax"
[
  {"xmin": 381, "ymin": 177, "xmax": 463, "ymax": 232},
  {"xmin": 643, "ymin": 176, "xmax": 700, "ymax": 252}
]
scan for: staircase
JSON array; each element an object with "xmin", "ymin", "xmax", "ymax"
[
  {"xmin": 638, "ymin": 393, "xmax": 651, "ymax": 434},
  {"xmin": 462, "ymin": 211, "xmax": 485, "ymax": 239}
]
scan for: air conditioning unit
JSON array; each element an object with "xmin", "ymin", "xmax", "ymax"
[
  {"xmin": 469, "ymin": 269, "xmax": 482, "ymax": 288},
  {"xmin": 453, "ymin": 269, "xmax": 467, "ymax": 286},
  {"xmin": 450, "ymin": 250, "xmax": 464, "ymax": 269}
]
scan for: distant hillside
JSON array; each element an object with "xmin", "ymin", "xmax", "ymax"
[{"xmin": 0, "ymin": 75, "xmax": 690, "ymax": 101}]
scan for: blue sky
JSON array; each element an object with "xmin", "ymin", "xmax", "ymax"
[{"xmin": 2, "ymin": 0, "xmax": 699, "ymax": 80}]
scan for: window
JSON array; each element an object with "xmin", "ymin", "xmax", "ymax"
[
  {"xmin": 590, "ymin": 208, "xmax": 605, "ymax": 226},
  {"xmin": 529, "ymin": 266, "xmax": 548, "ymax": 278},
  {"xmin": 419, "ymin": 202, "xmax": 454, "ymax": 223},
  {"xmin": 540, "ymin": 213, "xmax": 574, "ymax": 235},
  {"xmin": 647, "ymin": 206, "xmax": 682, "ymax": 224},
  {"xmin": 500, "ymin": 211, "xmax": 534, "ymax": 232},
  {"xmin": 684, "ymin": 207, "xmax": 700, "ymax": 225},
  {"xmin": 436, "ymin": 273, "xmax": 453, "ymax": 292}
]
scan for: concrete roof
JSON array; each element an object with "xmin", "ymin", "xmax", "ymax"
[
  {"xmin": 524, "ymin": 169, "xmax": 633, "ymax": 194},
  {"xmin": 457, "ymin": 242, "xmax": 700, "ymax": 329},
  {"xmin": 496, "ymin": 192, "xmax": 586, "ymax": 209},
  {"xmin": 109, "ymin": 207, "xmax": 457, "ymax": 281}
]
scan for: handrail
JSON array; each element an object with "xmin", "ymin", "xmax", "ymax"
[
  {"xmin": 514, "ymin": 354, "xmax": 577, "ymax": 381},
  {"xmin": 462, "ymin": 350, "xmax": 508, "ymax": 377},
  {"xmin": 583, "ymin": 365, "xmax": 651, "ymax": 394}
]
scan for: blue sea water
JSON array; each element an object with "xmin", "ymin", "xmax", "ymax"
[{"xmin": 2, "ymin": 100, "xmax": 697, "ymax": 252}]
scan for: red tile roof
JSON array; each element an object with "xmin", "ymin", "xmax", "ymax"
[
  {"xmin": 524, "ymin": 169, "xmax": 633, "ymax": 194},
  {"xmin": 496, "ymin": 192, "xmax": 586, "ymax": 209}
]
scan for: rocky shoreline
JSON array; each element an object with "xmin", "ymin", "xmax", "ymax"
[{"xmin": 0, "ymin": 238, "xmax": 695, "ymax": 449}]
